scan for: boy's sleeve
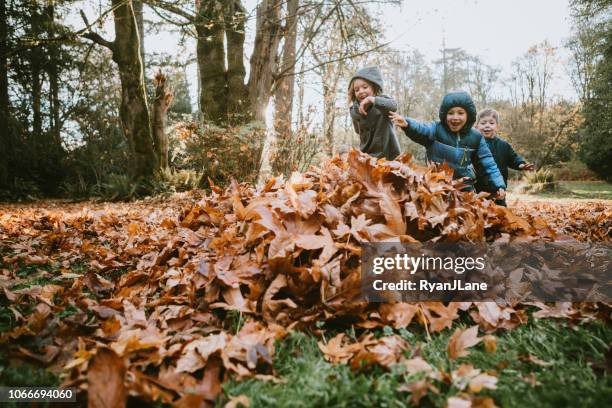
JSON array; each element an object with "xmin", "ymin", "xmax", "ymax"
[
  {"xmin": 506, "ymin": 142, "xmax": 526, "ymax": 170},
  {"xmin": 374, "ymin": 95, "xmax": 398, "ymax": 113},
  {"xmin": 401, "ymin": 118, "xmax": 435, "ymax": 147},
  {"xmin": 475, "ymin": 137, "xmax": 506, "ymax": 190}
]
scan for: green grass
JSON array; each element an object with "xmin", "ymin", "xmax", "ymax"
[
  {"xmin": 509, "ymin": 181, "xmax": 612, "ymax": 200},
  {"xmin": 220, "ymin": 319, "xmax": 611, "ymax": 408}
]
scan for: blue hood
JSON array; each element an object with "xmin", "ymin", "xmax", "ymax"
[{"xmin": 438, "ymin": 91, "xmax": 477, "ymax": 134}]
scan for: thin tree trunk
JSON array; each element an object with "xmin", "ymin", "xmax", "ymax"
[
  {"xmin": 0, "ymin": 0, "xmax": 9, "ymax": 187},
  {"xmin": 196, "ymin": 0, "xmax": 227, "ymax": 123},
  {"xmin": 46, "ymin": 3, "xmax": 61, "ymax": 148},
  {"xmin": 225, "ymin": 0, "xmax": 249, "ymax": 124},
  {"xmin": 272, "ymin": 0, "xmax": 298, "ymax": 174},
  {"xmin": 248, "ymin": 0, "xmax": 282, "ymax": 123},
  {"xmin": 297, "ymin": 58, "xmax": 305, "ymax": 128},
  {"xmin": 322, "ymin": 62, "xmax": 342, "ymax": 156},
  {"xmin": 152, "ymin": 70, "xmax": 173, "ymax": 169},
  {"xmin": 30, "ymin": 4, "xmax": 43, "ymax": 165}
]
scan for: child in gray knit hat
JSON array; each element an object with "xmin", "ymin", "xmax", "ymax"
[{"xmin": 348, "ymin": 66, "xmax": 401, "ymax": 160}]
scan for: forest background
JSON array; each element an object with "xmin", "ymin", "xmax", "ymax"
[{"xmin": 0, "ymin": 0, "xmax": 610, "ymax": 200}]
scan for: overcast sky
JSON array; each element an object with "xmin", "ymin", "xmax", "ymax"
[{"xmin": 381, "ymin": 0, "xmax": 576, "ymax": 98}]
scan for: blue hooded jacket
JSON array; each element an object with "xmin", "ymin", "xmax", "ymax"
[{"xmin": 400, "ymin": 91, "xmax": 506, "ymax": 191}]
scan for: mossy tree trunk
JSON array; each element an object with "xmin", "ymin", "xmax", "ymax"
[{"xmin": 83, "ymin": 0, "xmax": 157, "ymax": 180}]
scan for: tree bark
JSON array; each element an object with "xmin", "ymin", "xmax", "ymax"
[
  {"xmin": 322, "ymin": 61, "xmax": 342, "ymax": 156},
  {"xmin": 133, "ymin": 0, "xmax": 145, "ymax": 63},
  {"xmin": 152, "ymin": 70, "xmax": 173, "ymax": 169},
  {"xmin": 248, "ymin": 0, "xmax": 283, "ymax": 123},
  {"xmin": 29, "ymin": 3, "xmax": 44, "ymax": 179},
  {"xmin": 45, "ymin": 2, "xmax": 61, "ymax": 148},
  {"xmin": 271, "ymin": 0, "xmax": 298, "ymax": 174},
  {"xmin": 196, "ymin": 0, "xmax": 227, "ymax": 123},
  {"xmin": 111, "ymin": 0, "xmax": 157, "ymax": 178},
  {"xmin": 225, "ymin": 0, "xmax": 249, "ymax": 123},
  {"xmin": 274, "ymin": 0, "xmax": 298, "ymax": 129},
  {"xmin": 0, "ymin": 0, "xmax": 9, "ymax": 187}
]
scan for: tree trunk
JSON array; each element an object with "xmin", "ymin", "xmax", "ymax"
[
  {"xmin": 225, "ymin": 0, "xmax": 249, "ymax": 124},
  {"xmin": 248, "ymin": 0, "xmax": 283, "ymax": 123},
  {"xmin": 272, "ymin": 0, "xmax": 299, "ymax": 173},
  {"xmin": 133, "ymin": 0, "xmax": 145, "ymax": 64},
  {"xmin": 271, "ymin": 0, "xmax": 298, "ymax": 174},
  {"xmin": 0, "ymin": 0, "xmax": 8, "ymax": 187},
  {"xmin": 297, "ymin": 58, "xmax": 305, "ymax": 128},
  {"xmin": 152, "ymin": 71, "xmax": 173, "ymax": 169},
  {"xmin": 46, "ymin": 3, "xmax": 61, "ymax": 148},
  {"xmin": 196, "ymin": 0, "xmax": 227, "ymax": 123},
  {"xmin": 111, "ymin": 0, "xmax": 157, "ymax": 178},
  {"xmin": 322, "ymin": 62, "xmax": 342, "ymax": 156},
  {"xmin": 30, "ymin": 4, "xmax": 43, "ymax": 168}
]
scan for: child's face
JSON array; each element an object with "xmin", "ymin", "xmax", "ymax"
[
  {"xmin": 353, "ymin": 79, "xmax": 375, "ymax": 102},
  {"xmin": 476, "ymin": 115, "xmax": 499, "ymax": 139},
  {"xmin": 446, "ymin": 107, "xmax": 468, "ymax": 133}
]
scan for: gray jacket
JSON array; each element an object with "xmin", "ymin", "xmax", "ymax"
[{"xmin": 349, "ymin": 67, "xmax": 401, "ymax": 160}]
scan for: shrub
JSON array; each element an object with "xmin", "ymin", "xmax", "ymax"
[
  {"xmin": 170, "ymin": 121, "xmax": 265, "ymax": 187},
  {"xmin": 150, "ymin": 167, "xmax": 202, "ymax": 195},
  {"xmin": 519, "ymin": 168, "xmax": 559, "ymax": 194},
  {"xmin": 93, "ymin": 173, "xmax": 140, "ymax": 201}
]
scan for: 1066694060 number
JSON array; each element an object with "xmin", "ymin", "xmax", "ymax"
[{"xmin": 0, "ymin": 387, "xmax": 77, "ymax": 402}]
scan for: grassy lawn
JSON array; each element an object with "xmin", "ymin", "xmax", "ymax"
[
  {"xmin": 221, "ymin": 319, "xmax": 611, "ymax": 408},
  {"xmin": 508, "ymin": 180, "xmax": 612, "ymax": 201}
]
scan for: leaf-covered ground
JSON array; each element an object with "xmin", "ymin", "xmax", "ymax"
[{"xmin": 0, "ymin": 151, "xmax": 610, "ymax": 407}]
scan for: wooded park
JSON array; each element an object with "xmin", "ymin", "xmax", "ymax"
[{"xmin": 0, "ymin": 0, "xmax": 610, "ymax": 407}]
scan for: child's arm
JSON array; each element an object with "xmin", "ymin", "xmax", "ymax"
[
  {"xmin": 357, "ymin": 95, "xmax": 397, "ymax": 115},
  {"xmin": 388, "ymin": 111, "xmax": 435, "ymax": 147},
  {"xmin": 506, "ymin": 142, "xmax": 533, "ymax": 170},
  {"xmin": 507, "ymin": 143, "xmax": 534, "ymax": 171},
  {"xmin": 475, "ymin": 137, "xmax": 506, "ymax": 192}
]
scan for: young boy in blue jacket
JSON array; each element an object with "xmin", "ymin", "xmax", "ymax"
[
  {"xmin": 474, "ymin": 108, "xmax": 534, "ymax": 206},
  {"xmin": 389, "ymin": 91, "xmax": 506, "ymax": 200}
]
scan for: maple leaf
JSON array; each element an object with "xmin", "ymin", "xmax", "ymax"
[
  {"xmin": 318, "ymin": 333, "xmax": 361, "ymax": 364},
  {"xmin": 448, "ymin": 326, "xmax": 482, "ymax": 360}
]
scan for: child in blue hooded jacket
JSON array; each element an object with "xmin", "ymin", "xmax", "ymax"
[{"xmin": 389, "ymin": 91, "xmax": 506, "ymax": 199}]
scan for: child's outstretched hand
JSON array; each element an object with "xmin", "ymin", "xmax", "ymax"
[
  {"xmin": 519, "ymin": 163, "xmax": 535, "ymax": 171},
  {"xmin": 496, "ymin": 188, "xmax": 506, "ymax": 200},
  {"xmin": 358, "ymin": 96, "xmax": 375, "ymax": 115},
  {"xmin": 389, "ymin": 111, "xmax": 408, "ymax": 128}
]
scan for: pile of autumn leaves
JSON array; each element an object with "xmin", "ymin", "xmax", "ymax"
[{"xmin": 0, "ymin": 150, "xmax": 608, "ymax": 407}]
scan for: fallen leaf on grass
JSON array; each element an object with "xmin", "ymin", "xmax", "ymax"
[
  {"xmin": 400, "ymin": 379, "xmax": 439, "ymax": 405},
  {"xmin": 448, "ymin": 326, "xmax": 482, "ymax": 360},
  {"xmin": 318, "ymin": 333, "xmax": 361, "ymax": 364},
  {"xmin": 482, "ymin": 335, "xmax": 497, "ymax": 353},
  {"xmin": 519, "ymin": 354, "xmax": 553, "ymax": 367},
  {"xmin": 224, "ymin": 395, "xmax": 250, "ymax": 408}
]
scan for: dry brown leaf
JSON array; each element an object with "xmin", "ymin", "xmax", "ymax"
[
  {"xmin": 224, "ymin": 395, "xmax": 250, "ymax": 408},
  {"xmin": 448, "ymin": 326, "xmax": 482, "ymax": 360},
  {"xmin": 482, "ymin": 335, "xmax": 497, "ymax": 353},
  {"xmin": 87, "ymin": 348, "xmax": 126, "ymax": 408}
]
